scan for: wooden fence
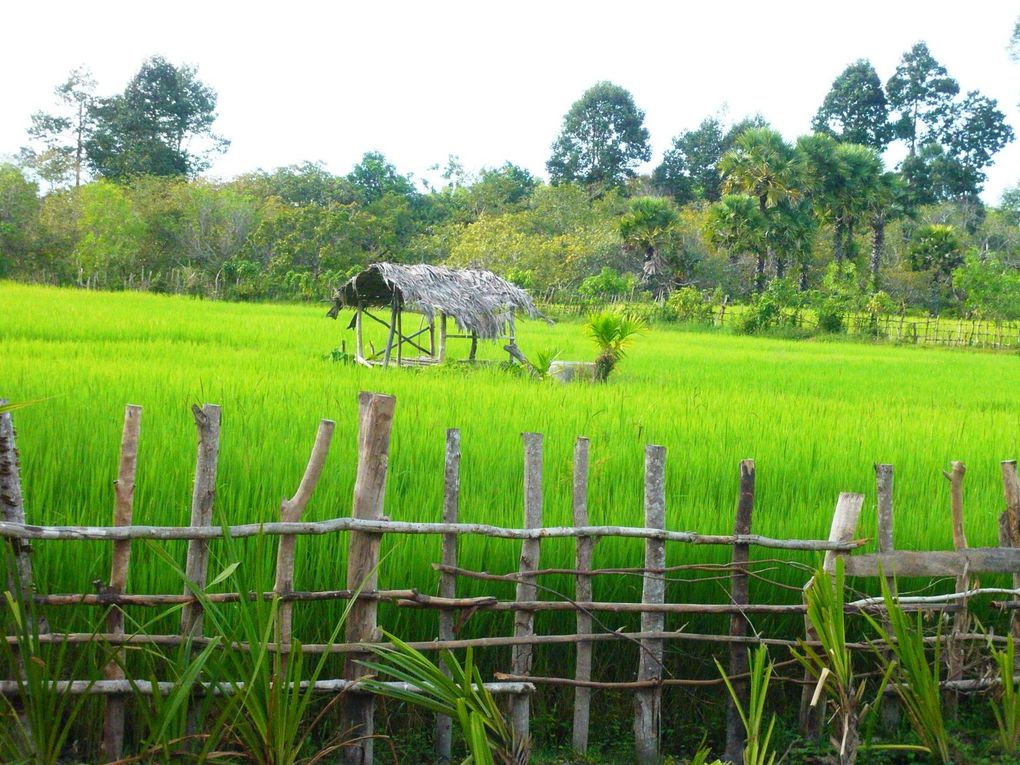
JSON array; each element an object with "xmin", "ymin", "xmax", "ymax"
[{"xmin": 3, "ymin": 393, "xmax": 1020, "ymax": 764}]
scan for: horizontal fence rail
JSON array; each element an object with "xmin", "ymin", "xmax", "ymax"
[{"xmin": 3, "ymin": 394, "xmax": 1020, "ymax": 764}]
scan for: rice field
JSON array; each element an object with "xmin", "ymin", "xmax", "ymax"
[{"xmin": 2, "ymin": 280, "xmax": 1020, "ymax": 658}]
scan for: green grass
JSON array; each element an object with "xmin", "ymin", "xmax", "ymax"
[{"xmin": 2, "ymin": 280, "xmax": 1019, "ymax": 662}]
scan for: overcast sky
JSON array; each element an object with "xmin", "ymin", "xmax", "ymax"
[{"xmin": 4, "ymin": 1, "xmax": 1018, "ymax": 202}]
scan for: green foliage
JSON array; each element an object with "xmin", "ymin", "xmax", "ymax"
[
  {"xmin": 715, "ymin": 646, "xmax": 777, "ymax": 765},
  {"xmin": 653, "ymin": 117, "xmax": 727, "ymax": 203},
  {"xmin": 578, "ymin": 267, "xmax": 635, "ymax": 300},
  {"xmin": 665, "ymin": 286, "xmax": 715, "ymax": 324},
  {"xmin": 813, "ymin": 262, "xmax": 864, "ymax": 333},
  {"xmin": 740, "ymin": 278, "xmax": 803, "ymax": 333},
  {"xmin": 1, "ymin": 572, "xmax": 103, "ymax": 764},
  {"xmin": 547, "ymin": 81, "xmax": 651, "ymax": 190},
  {"xmin": 862, "ymin": 575, "xmax": 951, "ymax": 764},
  {"xmin": 362, "ymin": 637, "xmax": 524, "ymax": 765},
  {"xmin": 954, "ymin": 252, "xmax": 1020, "ymax": 320},
  {"xmin": 585, "ymin": 309, "xmax": 648, "ymax": 381},
  {"xmin": 0, "ymin": 164, "xmax": 40, "ymax": 276},
  {"xmin": 19, "ymin": 66, "xmax": 96, "ymax": 188},
  {"xmin": 813, "ymin": 59, "xmax": 894, "ymax": 151},
  {"xmin": 86, "ymin": 56, "xmax": 227, "ymax": 180},
  {"xmin": 988, "ymin": 633, "xmax": 1020, "ymax": 756},
  {"xmin": 908, "ymin": 223, "xmax": 964, "ymax": 313},
  {"xmin": 73, "ymin": 179, "xmax": 147, "ymax": 287}
]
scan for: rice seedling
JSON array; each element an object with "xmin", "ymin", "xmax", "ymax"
[{"xmin": 715, "ymin": 645, "xmax": 777, "ymax": 765}]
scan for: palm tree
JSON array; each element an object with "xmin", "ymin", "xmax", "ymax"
[
  {"xmin": 864, "ymin": 172, "xmax": 912, "ymax": 288},
  {"xmin": 619, "ymin": 196, "xmax": 678, "ymax": 299},
  {"xmin": 831, "ymin": 144, "xmax": 882, "ymax": 264},
  {"xmin": 719, "ymin": 128, "xmax": 801, "ymax": 291},
  {"xmin": 706, "ymin": 193, "xmax": 764, "ymax": 289},
  {"xmin": 585, "ymin": 311, "xmax": 647, "ymax": 381}
]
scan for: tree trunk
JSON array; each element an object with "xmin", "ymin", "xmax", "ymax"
[
  {"xmin": 870, "ymin": 222, "xmax": 885, "ymax": 289},
  {"xmin": 799, "ymin": 260, "xmax": 809, "ymax": 291},
  {"xmin": 775, "ymin": 253, "xmax": 786, "ymax": 279},
  {"xmin": 833, "ymin": 222, "xmax": 844, "ymax": 265},
  {"xmin": 754, "ymin": 253, "xmax": 766, "ymax": 293}
]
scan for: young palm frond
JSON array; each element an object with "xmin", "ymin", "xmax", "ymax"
[{"xmin": 584, "ymin": 310, "xmax": 647, "ymax": 381}]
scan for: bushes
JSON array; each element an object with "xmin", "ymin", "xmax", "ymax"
[
  {"xmin": 665, "ymin": 286, "xmax": 717, "ymax": 324},
  {"xmin": 739, "ymin": 278, "xmax": 803, "ymax": 334}
]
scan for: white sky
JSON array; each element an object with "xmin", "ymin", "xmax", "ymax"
[{"xmin": 3, "ymin": 1, "xmax": 1018, "ymax": 202}]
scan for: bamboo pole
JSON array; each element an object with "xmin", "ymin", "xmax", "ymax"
[
  {"xmin": 799, "ymin": 493, "xmax": 865, "ymax": 738},
  {"xmin": 634, "ymin": 445, "xmax": 666, "ymax": 765},
  {"xmin": 875, "ymin": 463, "xmax": 899, "ymax": 731},
  {"xmin": 343, "ymin": 392, "xmax": 396, "ymax": 765},
  {"xmin": 436, "ymin": 428, "xmax": 460, "ymax": 765},
  {"xmin": 382, "ymin": 299, "xmax": 398, "ymax": 367},
  {"xmin": 511, "ymin": 432, "xmax": 543, "ymax": 757},
  {"xmin": 180, "ymin": 404, "xmax": 221, "ymax": 637},
  {"xmin": 725, "ymin": 460, "xmax": 755, "ymax": 764},
  {"xmin": 102, "ymin": 405, "xmax": 142, "ymax": 763},
  {"xmin": 943, "ymin": 461, "xmax": 967, "ymax": 714},
  {"xmin": 1001, "ymin": 460, "xmax": 1020, "ymax": 660},
  {"xmin": 571, "ymin": 437, "xmax": 593, "ymax": 755},
  {"xmin": 274, "ymin": 420, "xmax": 335, "ymax": 647},
  {"xmin": 0, "ymin": 519, "xmax": 865, "ymax": 551}
]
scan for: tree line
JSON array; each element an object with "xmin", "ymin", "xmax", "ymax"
[{"xmin": 1, "ymin": 38, "xmax": 1019, "ymax": 323}]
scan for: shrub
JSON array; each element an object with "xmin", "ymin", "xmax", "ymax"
[
  {"xmin": 665, "ymin": 286, "xmax": 715, "ymax": 324},
  {"xmin": 577, "ymin": 267, "xmax": 636, "ymax": 301},
  {"xmin": 740, "ymin": 278, "xmax": 802, "ymax": 334}
]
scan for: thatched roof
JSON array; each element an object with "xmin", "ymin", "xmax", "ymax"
[{"xmin": 327, "ymin": 263, "xmax": 541, "ymax": 339}]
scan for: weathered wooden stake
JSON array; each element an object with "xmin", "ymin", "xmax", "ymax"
[
  {"xmin": 1000, "ymin": 460, "xmax": 1020, "ymax": 659},
  {"xmin": 875, "ymin": 464, "xmax": 900, "ymax": 731},
  {"xmin": 343, "ymin": 392, "xmax": 396, "ymax": 765},
  {"xmin": 511, "ymin": 432, "xmax": 543, "ymax": 758},
  {"xmin": 571, "ymin": 437, "xmax": 593, "ymax": 755},
  {"xmin": 355, "ymin": 303, "xmax": 364, "ymax": 362},
  {"xmin": 383, "ymin": 299, "xmax": 398, "ymax": 367},
  {"xmin": 799, "ymin": 492, "xmax": 864, "ymax": 738},
  {"xmin": 180, "ymin": 404, "xmax": 221, "ymax": 637},
  {"xmin": 102, "ymin": 405, "xmax": 142, "ymax": 763},
  {"xmin": 634, "ymin": 444, "xmax": 666, "ymax": 765},
  {"xmin": 274, "ymin": 419, "xmax": 335, "ymax": 647},
  {"xmin": 0, "ymin": 400, "xmax": 36, "ymax": 599},
  {"xmin": 436, "ymin": 428, "xmax": 460, "ymax": 764},
  {"xmin": 438, "ymin": 314, "xmax": 448, "ymax": 362},
  {"xmin": 725, "ymin": 459, "xmax": 755, "ymax": 764},
  {"xmin": 944, "ymin": 461, "xmax": 967, "ymax": 715}
]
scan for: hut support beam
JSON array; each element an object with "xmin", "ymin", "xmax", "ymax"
[
  {"xmin": 383, "ymin": 299, "xmax": 398, "ymax": 368},
  {"xmin": 439, "ymin": 314, "xmax": 447, "ymax": 362}
]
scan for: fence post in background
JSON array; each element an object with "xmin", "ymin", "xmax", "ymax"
[
  {"xmin": 634, "ymin": 444, "xmax": 666, "ymax": 765},
  {"xmin": 874, "ymin": 464, "xmax": 900, "ymax": 731},
  {"xmin": 943, "ymin": 461, "xmax": 967, "ymax": 715},
  {"xmin": 799, "ymin": 492, "xmax": 864, "ymax": 738},
  {"xmin": 273, "ymin": 419, "xmax": 335, "ymax": 647},
  {"xmin": 435, "ymin": 428, "xmax": 461, "ymax": 765},
  {"xmin": 343, "ymin": 392, "xmax": 396, "ymax": 765},
  {"xmin": 1000, "ymin": 460, "xmax": 1020, "ymax": 658},
  {"xmin": 0, "ymin": 400, "xmax": 37, "ymax": 602},
  {"xmin": 510, "ymin": 432, "xmax": 543, "ymax": 758},
  {"xmin": 725, "ymin": 460, "xmax": 755, "ymax": 764},
  {"xmin": 571, "ymin": 437, "xmax": 593, "ymax": 755},
  {"xmin": 180, "ymin": 404, "xmax": 221, "ymax": 636},
  {"xmin": 102, "ymin": 405, "xmax": 142, "ymax": 763}
]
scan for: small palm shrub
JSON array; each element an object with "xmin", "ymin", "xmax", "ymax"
[{"xmin": 584, "ymin": 310, "xmax": 647, "ymax": 381}]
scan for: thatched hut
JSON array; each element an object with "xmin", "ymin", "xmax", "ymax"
[{"xmin": 328, "ymin": 263, "xmax": 542, "ymax": 366}]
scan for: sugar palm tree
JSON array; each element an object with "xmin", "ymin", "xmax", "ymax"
[
  {"xmin": 832, "ymin": 143, "xmax": 882, "ymax": 264},
  {"xmin": 719, "ymin": 128, "xmax": 801, "ymax": 291},
  {"xmin": 865, "ymin": 171, "xmax": 912, "ymax": 288},
  {"xmin": 619, "ymin": 196, "xmax": 678, "ymax": 299},
  {"xmin": 585, "ymin": 310, "xmax": 647, "ymax": 381}
]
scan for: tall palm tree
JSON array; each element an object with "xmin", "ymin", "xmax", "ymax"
[
  {"xmin": 719, "ymin": 128, "xmax": 801, "ymax": 291},
  {"xmin": 864, "ymin": 172, "xmax": 912, "ymax": 288},
  {"xmin": 832, "ymin": 144, "xmax": 882, "ymax": 264},
  {"xmin": 619, "ymin": 196, "xmax": 678, "ymax": 299}
]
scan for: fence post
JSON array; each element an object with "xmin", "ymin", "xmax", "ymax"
[
  {"xmin": 0, "ymin": 401, "xmax": 37, "ymax": 603},
  {"xmin": 343, "ymin": 392, "xmax": 396, "ymax": 765},
  {"xmin": 180, "ymin": 404, "xmax": 221, "ymax": 636},
  {"xmin": 875, "ymin": 464, "xmax": 900, "ymax": 731},
  {"xmin": 725, "ymin": 459, "xmax": 755, "ymax": 764},
  {"xmin": 102, "ymin": 405, "xmax": 142, "ymax": 763},
  {"xmin": 634, "ymin": 444, "xmax": 666, "ymax": 765},
  {"xmin": 943, "ymin": 461, "xmax": 967, "ymax": 715},
  {"xmin": 799, "ymin": 492, "xmax": 864, "ymax": 738},
  {"xmin": 1000, "ymin": 460, "xmax": 1020, "ymax": 659},
  {"xmin": 273, "ymin": 419, "xmax": 335, "ymax": 647},
  {"xmin": 436, "ymin": 428, "xmax": 461, "ymax": 765},
  {"xmin": 511, "ymin": 432, "xmax": 543, "ymax": 759},
  {"xmin": 571, "ymin": 437, "xmax": 593, "ymax": 755}
]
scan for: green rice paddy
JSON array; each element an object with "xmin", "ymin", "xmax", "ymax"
[{"xmin": 2, "ymin": 281, "xmax": 1019, "ymax": 657}]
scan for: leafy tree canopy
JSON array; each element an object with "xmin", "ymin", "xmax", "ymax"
[
  {"xmin": 886, "ymin": 42, "xmax": 959, "ymax": 153},
  {"xmin": 653, "ymin": 117, "xmax": 725, "ymax": 203},
  {"xmin": 85, "ymin": 56, "xmax": 228, "ymax": 180},
  {"xmin": 346, "ymin": 151, "xmax": 418, "ymax": 204},
  {"xmin": 812, "ymin": 59, "xmax": 894, "ymax": 150},
  {"xmin": 547, "ymin": 81, "xmax": 651, "ymax": 190}
]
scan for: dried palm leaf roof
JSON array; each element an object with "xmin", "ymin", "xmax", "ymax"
[{"xmin": 327, "ymin": 263, "xmax": 542, "ymax": 339}]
